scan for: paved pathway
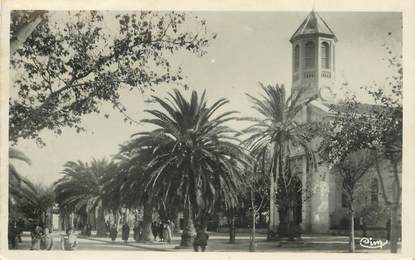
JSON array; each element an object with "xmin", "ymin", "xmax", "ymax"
[
  {"xmin": 10, "ymin": 231, "xmax": 399, "ymax": 253},
  {"xmin": 11, "ymin": 231, "xmax": 146, "ymax": 251},
  {"xmin": 77, "ymin": 232, "xmax": 399, "ymax": 253}
]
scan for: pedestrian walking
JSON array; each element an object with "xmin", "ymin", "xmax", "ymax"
[
  {"xmin": 122, "ymin": 223, "xmax": 130, "ymax": 243},
  {"xmin": 110, "ymin": 224, "xmax": 118, "ymax": 241},
  {"xmin": 86, "ymin": 224, "xmax": 92, "ymax": 237},
  {"xmin": 61, "ymin": 227, "xmax": 78, "ymax": 250},
  {"xmin": 138, "ymin": 221, "xmax": 143, "ymax": 240},
  {"xmin": 193, "ymin": 226, "xmax": 209, "ymax": 252},
  {"xmin": 17, "ymin": 218, "xmax": 25, "ymax": 243},
  {"xmin": 106, "ymin": 221, "xmax": 110, "ymax": 233},
  {"xmin": 151, "ymin": 221, "xmax": 158, "ymax": 240},
  {"xmin": 133, "ymin": 223, "xmax": 140, "ymax": 241},
  {"xmin": 163, "ymin": 220, "xmax": 172, "ymax": 244},
  {"xmin": 169, "ymin": 220, "xmax": 175, "ymax": 235},
  {"xmin": 40, "ymin": 227, "xmax": 54, "ymax": 250},
  {"xmin": 31, "ymin": 225, "xmax": 43, "ymax": 250},
  {"xmin": 158, "ymin": 221, "xmax": 164, "ymax": 242}
]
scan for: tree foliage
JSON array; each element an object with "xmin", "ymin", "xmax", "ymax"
[
  {"xmin": 320, "ymin": 38, "xmax": 402, "ymax": 253},
  {"xmin": 17, "ymin": 184, "xmax": 55, "ymax": 221},
  {"xmin": 10, "ymin": 10, "xmax": 216, "ymax": 145},
  {"xmin": 241, "ymin": 83, "xmax": 319, "ymax": 237},
  {"xmin": 132, "ymin": 89, "xmax": 250, "ymax": 226},
  {"xmin": 9, "ymin": 148, "xmax": 35, "ymax": 213},
  {"xmin": 54, "ymin": 159, "xmax": 116, "ymax": 214}
]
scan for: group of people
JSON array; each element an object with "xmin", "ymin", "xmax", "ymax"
[
  {"xmin": 29, "ymin": 225, "xmax": 54, "ymax": 250},
  {"xmin": 31, "ymin": 225, "xmax": 78, "ymax": 250},
  {"xmin": 109, "ymin": 223, "xmax": 132, "ymax": 242},
  {"xmin": 9, "ymin": 217, "xmax": 209, "ymax": 251},
  {"xmin": 151, "ymin": 220, "xmax": 173, "ymax": 243},
  {"xmin": 8, "ymin": 219, "xmax": 79, "ymax": 251}
]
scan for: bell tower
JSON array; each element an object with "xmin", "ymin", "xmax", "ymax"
[{"xmin": 290, "ymin": 11, "xmax": 337, "ymax": 103}]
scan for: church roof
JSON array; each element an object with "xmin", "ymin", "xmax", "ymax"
[
  {"xmin": 309, "ymin": 100, "xmax": 394, "ymax": 116},
  {"xmin": 290, "ymin": 11, "xmax": 337, "ymax": 43}
]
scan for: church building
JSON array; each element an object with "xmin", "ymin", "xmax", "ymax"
[{"xmin": 268, "ymin": 10, "xmax": 401, "ymax": 235}]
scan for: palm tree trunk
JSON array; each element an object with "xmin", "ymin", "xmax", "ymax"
[
  {"xmin": 140, "ymin": 199, "xmax": 154, "ymax": 242},
  {"xmin": 180, "ymin": 205, "xmax": 195, "ymax": 247},
  {"xmin": 174, "ymin": 212, "xmax": 181, "ymax": 233},
  {"xmin": 228, "ymin": 213, "xmax": 236, "ymax": 243},
  {"xmin": 81, "ymin": 212, "xmax": 88, "ymax": 235},
  {"xmin": 269, "ymin": 145, "xmax": 279, "ymax": 237},
  {"xmin": 96, "ymin": 206, "xmax": 107, "ymax": 237},
  {"xmin": 250, "ymin": 188, "xmax": 256, "ymax": 252}
]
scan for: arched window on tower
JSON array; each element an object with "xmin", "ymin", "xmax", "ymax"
[
  {"xmin": 304, "ymin": 41, "xmax": 315, "ymax": 69},
  {"xmin": 294, "ymin": 45, "xmax": 300, "ymax": 71},
  {"xmin": 371, "ymin": 178, "xmax": 379, "ymax": 206},
  {"xmin": 321, "ymin": 42, "xmax": 330, "ymax": 69}
]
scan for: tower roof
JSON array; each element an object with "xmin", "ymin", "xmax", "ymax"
[{"xmin": 290, "ymin": 11, "xmax": 337, "ymax": 43}]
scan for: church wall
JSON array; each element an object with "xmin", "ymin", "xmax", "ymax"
[
  {"xmin": 330, "ymin": 158, "xmax": 401, "ymax": 230},
  {"xmin": 308, "ymin": 161, "xmax": 330, "ymax": 233},
  {"xmin": 302, "ymin": 105, "xmax": 401, "ymax": 233}
]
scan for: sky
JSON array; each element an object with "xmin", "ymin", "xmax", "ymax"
[{"xmin": 11, "ymin": 11, "xmax": 402, "ymax": 186}]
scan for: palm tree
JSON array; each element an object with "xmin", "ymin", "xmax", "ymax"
[
  {"xmin": 18, "ymin": 183, "xmax": 55, "ymax": 227},
  {"xmin": 241, "ymin": 83, "xmax": 318, "ymax": 239},
  {"xmin": 134, "ymin": 89, "xmax": 250, "ymax": 247},
  {"xmin": 111, "ymin": 141, "xmax": 156, "ymax": 242},
  {"xmin": 9, "ymin": 147, "xmax": 37, "ymax": 218},
  {"xmin": 54, "ymin": 159, "xmax": 116, "ymax": 236}
]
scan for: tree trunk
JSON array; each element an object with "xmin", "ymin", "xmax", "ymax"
[
  {"xmin": 140, "ymin": 199, "xmax": 154, "ymax": 242},
  {"xmin": 228, "ymin": 214, "xmax": 236, "ymax": 243},
  {"xmin": 348, "ymin": 201, "xmax": 355, "ymax": 253},
  {"xmin": 250, "ymin": 188, "xmax": 256, "ymax": 252},
  {"xmin": 390, "ymin": 205, "xmax": 399, "ymax": 253},
  {"xmin": 287, "ymin": 204, "xmax": 295, "ymax": 240},
  {"xmin": 374, "ymin": 151, "xmax": 401, "ymax": 253},
  {"xmin": 70, "ymin": 213, "xmax": 75, "ymax": 228},
  {"xmin": 96, "ymin": 206, "xmax": 107, "ymax": 237},
  {"xmin": 390, "ymin": 160, "xmax": 401, "ymax": 253},
  {"xmin": 268, "ymin": 148, "xmax": 279, "ymax": 236},
  {"xmin": 174, "ymin": 212, "xmax": 181, "ymax": 233},
  {"xmin": 277, "ymin": 204, "xmax": 289, "ymax": 237},
  {"xmin": 116, "ymin": 210, "xmax": 122, "ymax": 229},
  {"xmin": 250, "ymin": 212, "xmax": 256, "ymax": 251},
  {"xmin": 123, "ymin": 208, "xmax": 130, "ymax": 225},
  {"xmin": 81, "ymin": 212, "xmax": 88, "ymax": 235},
  {"xmin": 180, "ymin": 205, "xmax": 195, "ymax": 247},
  {"xmin": 10, "ymin": 11, "xmax": 47, "ymax": 55}
]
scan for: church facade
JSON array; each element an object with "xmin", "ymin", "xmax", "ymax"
[{"xmin": 268, "ymin": 11, "xmax": 401, "ymax": 234}]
